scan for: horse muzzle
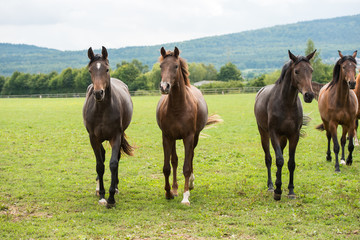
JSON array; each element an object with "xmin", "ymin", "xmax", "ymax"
[
  {"xmin": 160, "ymin": 81, "xmax": 170, "ymax": 94},
  {"xmin": 348, "ymin": 81, "xmax": 356, "ymax": 90},
  {"xmin": 93, "ymin": 89, "xmax": 105, "ymax": 101},
  {"xmin": 303, "ymin": 92, "xmax": 314, "ymax": 103}
]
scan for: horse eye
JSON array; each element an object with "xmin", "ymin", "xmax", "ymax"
[
  {"xmin": 106, "ymin": 69, "xmax": 109, "ymax": 72},
  {"xmin": 295, "ymin": 70, "xmax": 299, "ymax": 74},
  {"xmin": 175, "ymin": 64, "xmax": 179, "ymax": 69}
]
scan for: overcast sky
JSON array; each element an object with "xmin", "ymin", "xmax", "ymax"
[{"xmin": 1, "ymin": 0, "xmax": 359, "ymax": 51}]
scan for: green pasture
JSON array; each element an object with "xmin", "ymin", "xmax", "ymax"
[{"xmin": 0, "ymin": 94, "xmax": 359, "ymax": 239}]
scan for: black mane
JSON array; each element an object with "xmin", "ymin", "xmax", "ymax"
[{"xmin": 327, "ymin": 55, "xmax": 357, "ymax": 89}]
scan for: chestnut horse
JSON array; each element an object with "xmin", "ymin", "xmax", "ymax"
[
  {"xmin": 83, "ymin": 46, "xmax": 133, "ymax": 207},
  {"xmin": 317, "ymin": 50, "xmax": 358, "ymax": 172},
  {"xmin": 352, "ymin": 72, "xmax": 360, "ymax": 145},
  {"xmin": 156, "ymin": 47, "xmax": 221, "ymax": 205},
  {"xmin": 254, "ymin": 50, "xmax": 316, "ymax": 200}
]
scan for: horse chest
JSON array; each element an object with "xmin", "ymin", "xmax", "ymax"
[{"xmin": 85, "ymin": 112, "xmax": 120, "ymax": 140}]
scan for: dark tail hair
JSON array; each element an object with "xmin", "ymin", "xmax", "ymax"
[
  {"xmin": 300, "ymin": 114, "xmax": 312, "ymax": 138},
  {"xmin": 315, "ymin": 123, "xmax": 325, "ymax": 131},
  {"xmin": 121, "ymin": 133, "xmax": 133, "ymax": 156}
]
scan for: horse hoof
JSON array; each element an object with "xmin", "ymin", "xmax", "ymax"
[
  {"xmin": 165, "ymin": 192, "xmax": 174, "ymax": 200},
  {"xmin": 340, "ymin": 159, "xmax": 346, "ymax": 165},
  {"xmin": 268, "ymin": 187, "xmax": 274, "ymax": 192},
  {"xmin": 274, "ymin": 193, "xmax": 281, "ymax": 201},
  {"xmin": 96, "ymin": 190, "xmax": 100, "ymax": 197},
  {"xmin": 98, "ymin": 198, "xmax": 107, "ymax": 205},
  {"xmin": 171, "ymin": 190, "xmax": 178, "ymax": 197},
  {"xmin": 335, "ymin": 169, "xmax": 341, "ymax": 173},
  {"xmin": 288, "ymin": 194, "xmax": 296, "ymax": 199},
  {"xmin": 115, "ymin": 188, "xmax": 119, "ymax": 194},
  {"xmin": 181, "ymin": 200, "xmax": 190, "ymax": 206},
  {"xmin": 106, "ymin": 203, "xmax": 116, "ymax": 209},
  {"xmin": 326, "ymin": 156, "xmax": 332, "ymax": 162}
]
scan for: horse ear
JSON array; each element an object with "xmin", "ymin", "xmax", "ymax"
[
  {"xmin": 88, "ymin": 47, "xmax": 94, "ymax": 60},
  {"xmin": 338, "ymin": 50, "xmax": 344, "ymax": 58},
  {"xmin": 174, "ymin": 47, "xmax": 180, "ymax": 58},
  {"xmin": 288, "ymin": 50, "xmax": 297, "ymax": 62},
  {"xmin": 352, "ymin": 50, "xmax": 357, "ymax": 58},
  {"xmin": 102, "ymin": 46, "xmax": 108, "ymax": 59},
  {"xmin": 161, "ymin": 47, "xmax": 166, "ymax": 57},
  {"xmin": 306, "ymin": 49, "xmax": 317, "ymax": 61}
]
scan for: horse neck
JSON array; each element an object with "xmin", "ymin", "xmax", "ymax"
[
  {"xmin": 354, "ymin": 74, "xmax": 360, "ymax": 97},
  {"xmin": 333, "ymin": 73, "xmax": 350, "ymax": 105},
  {"xmin": 168, "ymin": 70, "xmax": 187, "ymax": 106},
  {"xmin": 277, "ymin": 73, "xmax": 299, "ymax": 105}
]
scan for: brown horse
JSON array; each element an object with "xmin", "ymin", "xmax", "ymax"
[
  {"xmin": 352, "ymin": 72, "xmax": 360, "ymax": 145},
  {"xmin": 317, "ymin": 50, "xmax": 358, "ymax": 172},
  {"xmin": 156, "ymin": 47, "xmax": 221, "ymax": 205},
  {"xmin": 254, "ymin": 50, "xmax": 316, "ymax": 200},
  {"xmin": 83, "ymin": 46, "xmax": 133, "ymax": 207}
]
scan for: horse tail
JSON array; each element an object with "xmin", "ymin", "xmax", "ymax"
[
  {"xmin": 205, "ymin": 114, "xmax": 223, "ymax": 128},
  {"xmin": 315, "ymin": 123, "xmax": 325, "ymax": 131},
  {"xmin": 300, "ymin": 114, "xmax": 312, "ymax": 138},
  {"xmin": 121, "ymin": 133, "xmax": 134, "ymax": 156}
]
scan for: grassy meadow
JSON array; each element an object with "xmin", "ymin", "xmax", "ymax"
[{"xmin": 0, "ymin": 94, "xmax": 360, "ymax": 239}]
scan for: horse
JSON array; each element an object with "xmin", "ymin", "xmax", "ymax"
[
  {"xmin": 254, "ymin": 50, "xmax": 316, "ymax": 200},
  {"xmin": 352, "ymin": 72, "xmax": 360, "ymax": 145},
  {"xmin": 311, "ymin": 81, "xmax": 325, "ymax": 100},
  {"xmin": 317, "ymin": 50, "xmax": 358, "ymax": 172},
  {"xmin": 83, "ymin": 46, "xmax": 133, "ymax": 207},
  {"xmin": 156, "ymin": 47, "xmax": 222, "ymax": 205}
]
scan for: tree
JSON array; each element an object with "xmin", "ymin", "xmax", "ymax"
[
  {"xmin": 188, "ymin": 63, "xmax": 207, "ymax": 83},
  {"xmin": 112, "ymin": 63, "xmax": 141, "ymax": 87},
  {"xmin": 144, "ymin": 63, "xmax": 161, "ymax": 90},
  {"xmin": 217, "ymin": 62, "xmax": 242, "ymax": 81},
  {"xmin": 305, "ymin": 39, "xmax": 332, "ymax": 83},
  {"xmin": 248, "ymin": 74, "xmax": 266, "ymax": 87}
]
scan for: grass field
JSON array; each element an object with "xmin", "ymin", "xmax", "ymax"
[{"xmin": 0, "ymin": 94, "xmax": 360, "ymax": 239}]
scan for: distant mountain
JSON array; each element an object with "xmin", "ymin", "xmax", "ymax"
[{"xmin": 1, "ymin": 14, "xmax": 359, "ymax": 76}]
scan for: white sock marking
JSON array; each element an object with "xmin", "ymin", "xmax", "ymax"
[{"xmin": 181, "ymin": 191, "xmax": 190, "ymax": 205}]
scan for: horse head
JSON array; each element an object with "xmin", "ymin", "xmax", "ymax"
[
  {"xmin": 88, "ymin": 46, "xmax": 110, "ymax": 101},
  {"xmin": 338, "ymin": 50, "xmax": 357, "ymax": 89},
  {"xmin": 288, "ymin": 50, "xmax": 316, "ymax": 103},
  {"xmin": 159, "ymin": 46, "xmax": 181, "ymax": 94}
]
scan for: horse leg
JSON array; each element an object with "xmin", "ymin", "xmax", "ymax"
[
  {"xmin": 96, "ymin": 144, "xmax": 106, "ymax": 196},
  {"xmin": 270, "ymin": 132, "xmax": 284, "ymax": 201},
  {"xmin": 329, "ymin": 123, "xmax": 340, "ymax": 172},
  {"xmin": 162, "ymin": 134, "xmax": 174, "ymax": 200},
  {"xmin": 288, "ymin": 134, "xmax": 299, "ymax": 199},
  {"xmin": 181, "ymin": 134, "xmax": 195, "ymax": 205},
  {"xmin": 90, "ymin": 136, "xmax": 106, "ymax": 204},
  {"xmin": 346, "ymin": 125, "xmax": 355, "ymax": 166},
  {"xmin": 326, "ymin": 130, "xmax": 332, "ymax": 162},
  {"xmin": 258, "ymin": 127, "xmax": 273, "ymax": 191},
  {"xmin": 107, "ymin": 134, "xmax": 122, "ymax": 208},
  {"xmin": 340, "ymin": 127, "xmax": 348, "ymax": 165},
  {"xmin": 354, "ymin": 119, "xmax": 359, "ymax": 146},
  {"xmin": 189, "ymin": 133, "xmax": 200, "ymax": 190},
  {"xmin": 170, "ymin": 141, "xmax": 178, "ymax": 196}
]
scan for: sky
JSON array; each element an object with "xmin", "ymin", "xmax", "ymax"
[{"xmin": 1, "ymin": 0, "xmax": 360, "ymax": 51}]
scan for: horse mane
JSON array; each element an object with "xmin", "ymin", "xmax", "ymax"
[
  {"xmin": 275, "ymin": 57, "xmax": 310, "ymax": 85},
  {"xmin": 88, "ymin": 54, "xmax": 109, "ymax": 67},
  {"xmin": 159, "ymin": 51, "xmax": 191, "ymax": 87},
  {"xmin": 327, "ymin": 55, "xmax": 357, "ymax": 89}
]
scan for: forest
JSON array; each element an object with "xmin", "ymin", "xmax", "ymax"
[{"xmin": 0, "ymin": 40, "xmax": 334, "ymax": 95}]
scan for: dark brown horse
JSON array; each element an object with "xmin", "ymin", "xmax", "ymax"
[
  {"xmin": 156, "ymin": 47, "xmax": 221, "ymax": 205},
  {"xmin": 83, "ymin": 46, "xmax": 133, "ymax": 207},
  {"xmin": 254, "ymin": 50, "xmax": 316, "ymax": 200},
  {"xmin": 317, "ymin": 50, "xmax": 358, "ymax": 172}
]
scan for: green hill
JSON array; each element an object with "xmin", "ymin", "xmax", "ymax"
[{"xmin": 1, "ymin": 14, "xmax": 359, "ymax": 76}]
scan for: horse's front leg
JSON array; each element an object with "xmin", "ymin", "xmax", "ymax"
[
  {"xmin": 107, "ymin": 134, "xmax": 122, "ymax": 208},
  {"xmin": 340, "ymin": 126, "xmax": 347, "ymax": 165},
  {"xmin": 270, "ymin": 132, "xmax": 284, "ymax": 201},
  {"xmin": 90, "ymin": 135, "xmax": 106, "ymax": 204},
  {"xmin": 288, "ymin": 134, "xmax": 299, "ymax": 199},
  {"xmin": 170, "ymin": 141, "xmax": 178, "ymax": 196},
  {"xmin": 258, "ymin": 127, "xmax": 273, "ymax": 191},
  {"xmin": 181, "ymin": 134, "xmax": 195, "ymax": 206},
  {"xmin": 346, "ymin": 125, "xmax": 355, "ymax": 166},
  {"xmin": 329, "ymin": 123, "xmax": 340, "ymax": 172},
  {"xmin": 162, "ymin": 134, "xmax": 174, "ymax": 200}
]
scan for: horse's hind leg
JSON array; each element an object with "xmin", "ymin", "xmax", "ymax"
[
  {"xmin": 340, "ymin": 127, "xmax": 348, "ymax": 165},
  {"xmin": 189, "ymin": 133, "xmax": 200, "ymax": 191},
  {"xmin": 107, "ymin": 135, "xmax": 122, "ymax": 207},
  {"xmin": 259, "ymin": 127, "xmax": 273, "ymax": 191},
  {"xmin": 329, "ymin": 123, "xmax": 340, "ymax": 172},
  {"xmin": 96, "ymin": 144, "xmax": 106, "ymax": 196},
  {"xmin": 288, "ymin": 134, "xmax": 299, "ymax": 199},
  {"xmin": 346, "ymin": 125, "xmax": 355, "ymax": 166},
  {"xmin": 354, "ymin": 119, "xmax": 359, "ymax": 146},
  {"xmin": 170, "ymin": 141, "xmax": 178, "ymax": 196},
  {"xmin": 90, "ymin": 136, "xmax": 107, "ymax": 204},
  {"xmin": 270, "ymin": 132, "xmax": 284, "ymax": 201},
  {"xmin": 182, "ymin": 134, "xmax": 195, "ymax": 205},
  {"xmin": 326, "ymin": 130, "xmax": 332, "ymax": 162}
]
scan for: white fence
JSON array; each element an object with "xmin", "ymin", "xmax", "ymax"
[{"xmin": 0, "ymin": 87, "xmax": 263, "ymax": 98}]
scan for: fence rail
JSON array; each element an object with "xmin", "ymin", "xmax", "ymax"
[{"xmin": 0, "ymin": 87, "xmax": 263, "ymax": 98}]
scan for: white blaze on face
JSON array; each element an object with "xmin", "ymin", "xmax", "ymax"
[{"xmin": 96, "ymin": 62, "xmax": 101, "ymax": 70}]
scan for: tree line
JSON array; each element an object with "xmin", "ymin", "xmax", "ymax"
[{"xmin": 0, "ymin": 40, "xmax": 334, "ymax": 95}]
